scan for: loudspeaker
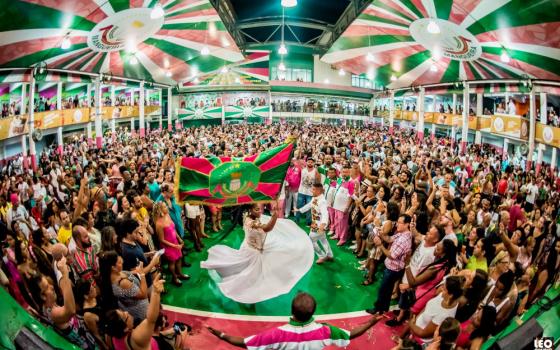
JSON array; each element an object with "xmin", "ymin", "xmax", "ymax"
[
  {"xmin": 493, "ymin": 318, "xmax": 543, "ymax": 350},
  {"xmin": 14, "ymin": 327, "xmax": 55, "ymax": 350}
]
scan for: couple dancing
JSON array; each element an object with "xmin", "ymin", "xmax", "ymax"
[{"xmin": 201, "ymin": 184, "xmax": 332, "ymax": 304}]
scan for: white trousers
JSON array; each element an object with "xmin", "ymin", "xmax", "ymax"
[
  {"xmin": 309, "ymin": 230, "xmax": 333, "ymax": 259},
  {"xmin": 284, "ymin": 190, "xmax": 298, "ymax": 217}
]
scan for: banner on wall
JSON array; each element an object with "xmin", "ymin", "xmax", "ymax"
[
  {"xmin": 33, "ymin": 108, "xmax": 91, "ymax": 129},
  {"xmin": 535, "ymin": 123, "xmax": 560, "ymax": 147},
  {"xmin": 477, "ymin": 117, "xmax": 492, "ymax": 131},
  {"xmin": 0, "ymin": 115, "xmax": 27, "ymax": 139},
  {"xmin": 100, "ymin": 106, "xmax": 161, "ymax": 120},
  {"xmin": 177, "ymin": 107, "xmax": 222, "ymax": 120},
  {"xmin": 491, "ymin": 114, "xmax": 529, "ymax": 139},
  {"xmin": 224, "ymin": 105, "xmax": 270, "ymax": 119}
]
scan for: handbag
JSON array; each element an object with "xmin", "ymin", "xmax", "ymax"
[{"xmin": 399, "ymin": 263, "xmax": 448, "ymax": 310}]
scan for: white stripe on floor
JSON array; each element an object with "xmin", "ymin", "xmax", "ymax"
[{"xmin": 162, "ymin": 304, "xmax": 399, "ymax": 322}]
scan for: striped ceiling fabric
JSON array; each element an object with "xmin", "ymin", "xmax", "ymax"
[
  {"xmin": 182, "ymin": 52, "xmax": 270, "ymax": 87},
  {"xmin": 322, "ymin": 0, "xmax": 560, "ymax": 89},
  {"xmin": 0, "ymin": 0, "xmax": 243, "ymax": 85}
]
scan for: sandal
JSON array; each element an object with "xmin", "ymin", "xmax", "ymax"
[{"xmin": 362, "ymin": 280, "xmax": 374, "ymax": 286}]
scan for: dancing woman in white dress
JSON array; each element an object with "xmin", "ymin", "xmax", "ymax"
[{"xmin": 201, "ymin": 203, "xmax": 314, "ymax": 304}]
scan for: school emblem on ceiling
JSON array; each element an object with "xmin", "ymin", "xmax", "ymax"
[{"xmin": 88, "ymin": 8, "xmax": 164, "ymax": 52}]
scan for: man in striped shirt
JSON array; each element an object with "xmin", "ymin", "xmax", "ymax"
[
  {"xmin": 70, "ymin": 224, "xmax": 98, "ymax": 285},
  {"xmin": 208, "ymin": 292, "xmax": 382, "ymax": 349}
]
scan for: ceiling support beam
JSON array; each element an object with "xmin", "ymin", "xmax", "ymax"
[
  {"xmin": 318, "ymin": 0, "xmax": 370, "ymax": 55},
  {"xmin": 208, "ymin": 0, "xmax": 247, "ymax": 53},
  {"xmin": 237, "ymin": 18, "xmax": 329, "ymax": 31}
]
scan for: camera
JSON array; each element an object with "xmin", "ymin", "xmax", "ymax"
[{"xmin": 173, "ymin": 322, "xmax": 190, "ymax": 335}]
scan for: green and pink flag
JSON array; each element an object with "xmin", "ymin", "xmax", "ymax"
[{"xmin": 175, "ymin": 142, "xmax": 294, "ymax": 207}]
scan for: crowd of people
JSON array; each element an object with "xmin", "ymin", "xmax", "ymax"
[
  {"xmin": 1, "ymin": 101, "xmax": 21, "ymax": 117},
  {"xmin": 0, "ymin": 121, "xmax": 558, "ymax": 349},
  {"xmin": 272, "ymin": 99, "xmax": 370, "ymax": 115}
]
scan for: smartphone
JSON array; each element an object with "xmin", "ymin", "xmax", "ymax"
[{"xmin": 155, "ymin": 248, "xmax": 165, "ymax": 258}]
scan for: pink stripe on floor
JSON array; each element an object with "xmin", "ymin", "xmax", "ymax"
[{"xmin": 163, "ymin": 310, "xmax": 405, "ymax": 350}]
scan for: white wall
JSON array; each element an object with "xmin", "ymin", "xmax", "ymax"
[{"xmin": 313, "ymin": 55, "xmax": 352, "ymax": 86}]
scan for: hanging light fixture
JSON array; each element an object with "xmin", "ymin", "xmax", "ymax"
[
  {"xmin": 338, "ymin": 68, "xmax": 346, "ymax": 76},
  {"xmin": 500, "ymin": 50, "xmax": 510, "ymax": 63},
  {"xmin": 130, "ymin": 55, "xmax": 138, "ymax": 65},
  {"xmin": 193, "ymin": 77, "xmax": 199, "ymax": 84},
  {"xmin": 220, "ymin": 66, "xmax": 228, "ymax": 74},
  {"xmin": 278, "ymin": 61, "xmax": 286, "ymax": 71},
  {"xmin": 432, "ymin": 46, "xmax": 442, "ymax": 60},
  {"xmin": 324, "ymin": 78, "xmax": 330, "ymax": 84},
  {"xmin": 281, "ymin": 0, "xmax": 297, "ymax": 7},
  {"xmin": 165, "ymin": 71, "xmax": 172, "ymax": 77},
  {"xmin": 61, "ymin": 36, "xmax": 71, "ymax": 50},
  {"xmin": 150, "ymin": 3, "xmax": 164, "ymax": 19},
  {"xmin": 390, "ymin": 74, "xmax": 397, "ymax": 81},
  {"xmin": 430, "ymin": 64, "xmax": 438, "ymax": 72},
  {"xmin": 200, "ymin": 21, "xmax": 209, "ymax": 56},
  {"xmin": 235, "ymin": 77, "xmax": 241, "ymax": 84},
  {"xmin": 427, "ymin": 20, "xmax": 440, "ymax": 34},
  {"xmin": 278, "ymin": 8, "xmax": 288, "ymax": 55}
]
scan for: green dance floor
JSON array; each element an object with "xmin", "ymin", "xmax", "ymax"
[{"xmin": 162, "ymin": 218, "xmax": 382, "ymax": 316}]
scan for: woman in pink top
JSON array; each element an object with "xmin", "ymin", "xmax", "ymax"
[
  {"xmin": 455, "ymin": 305, "xmax": 496, "ymax": 350},
  {"xmin": 154, "ymin": 202, "xmax": 187, "ymax": 286},
  {"xmin": 387, "ymin": 239, "xmax": 457, "ymax": 326},
  {"xmin": 106, "ymin": 274, "xmax": 165, "ymax": 350}
]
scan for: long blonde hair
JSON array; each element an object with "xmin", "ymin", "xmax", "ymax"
[{"xmin": 152, "ymin": 202, "xmax": 167, "ymax": 221}]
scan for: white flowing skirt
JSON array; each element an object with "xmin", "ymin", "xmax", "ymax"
[{"xmin": 201, "ymin": 216, "xmax": 314, "ymax": 304}]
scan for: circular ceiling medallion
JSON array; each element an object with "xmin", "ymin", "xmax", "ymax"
[
  {"xmin": 87, "ymin": 8, "xmax": 164, "ymax": 52},
  {"xmin": 409, "ymin": 18, "xmax": 482, "ymax": 61}
]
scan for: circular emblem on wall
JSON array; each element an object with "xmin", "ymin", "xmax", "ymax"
[
  {"xmin": 194, "ymin": 108, "xmax": 204, "ymax": 118},
  {"xmin": 543, "ymin": 126, "xmax": 554, "ymax": 143},
  {"xmin": 493, "ymin": 117, "xmax": 504, "ymax": 132},
  {"xmin": 209, "ymin": 162, "xmax": 260, "ymax": 199},
  {"xmin": 409, "ymin": 19, "xmax": 482, "ymax": 61},
  {"xmin": 73, "ymin": 109, "xmax": 83, "ymax": 122},
  {"xmin": 87, "ymin": 8, "xmax": 164, "ymax": 52},
  {"xmin": 520, "ymin": 120, "xmax": 528, "ymax": 138},
  {"xmin": 243, "ymin": 107, "xmax": 253, "ymax": 117}
]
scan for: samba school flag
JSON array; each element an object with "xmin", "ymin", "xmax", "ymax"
[{"xmin": 175, "ymin": 141, "xmax": 295, "ymax": 207}]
